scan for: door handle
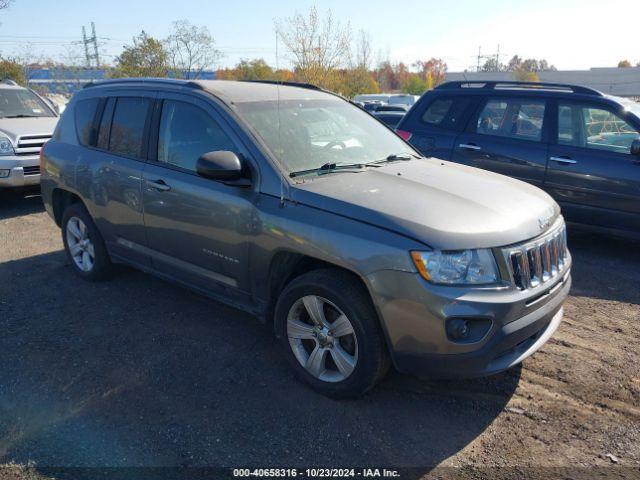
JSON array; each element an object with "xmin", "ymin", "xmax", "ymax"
[
  {"xmin": 146, "ymin": 179, "xmax": 171, "ymax": 192},
  {"xmin": 549, "ymin": 156, "xmax": 577, "ymax": 164},
  {"xmin": 459, "ymin": 143, "xmax": 481, "ymax": 151}
]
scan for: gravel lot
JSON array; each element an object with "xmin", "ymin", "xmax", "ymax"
[{"xmin": 0, "ymin": 188, "xmax": 639, "ymax": 479}]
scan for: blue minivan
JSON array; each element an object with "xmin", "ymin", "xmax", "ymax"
[{"xmin": 396, "ymin": 81, "xmax": 640, "ymax": 239}]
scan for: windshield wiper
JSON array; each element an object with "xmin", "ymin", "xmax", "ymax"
[
  {"xmin": 2, "ymin": 114, "xmax": 39, "ymax": 118},
  {"xmin": 365, "ymin": 152, "xmax": 420, "ymax": 167},
  {"xmin": 289, "ymin": 161, "xmax": 376, "ymax": 178}
]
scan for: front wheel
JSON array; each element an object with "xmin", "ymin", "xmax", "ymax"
[{"xmin": 275, "ymin": 269, "xmax": 390, "ymax": 398}]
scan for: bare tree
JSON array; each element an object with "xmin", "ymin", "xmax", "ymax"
[
  {"xmin": 275, "ymin": 7, "xmax": 351, "ymax": 87},
  {"xmin": 354, "ymin": 30, "xmax": 372, "ymax": 70},
  {"xmin": 165, "ymin": 20, "xmax": 222, "ymax": 79},
  {"xmin": 0, "ymin": 0, "xmax": 13, "ymax": 9}
]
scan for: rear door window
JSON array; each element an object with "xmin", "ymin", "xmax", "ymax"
[
  {"xmin": 476, "ymin": 98, "xmax": 546, "ymax": 141},
  {"xmin": 108, "ymin": 97, "xmax": 152, "ymax": 159},
  {"xmin": 420, "ymin": 97, "xmax": 473, "ymax": 131},
  {"xmin": 74, "ymin": 98, "xmax": 100, "ymax": 146}
]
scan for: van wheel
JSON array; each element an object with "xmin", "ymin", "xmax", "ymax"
[
  {"xmin": 61, "ymin": 203, "xmax": 112, "ymax": 281},
  {"xmin": 275, "ymin": 269, "xmax": 390, "ymax": 398}
]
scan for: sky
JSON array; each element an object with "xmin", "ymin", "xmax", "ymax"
[{"xmin": 0, "ymin": 0, "xmax": 638, "ymax": 72}]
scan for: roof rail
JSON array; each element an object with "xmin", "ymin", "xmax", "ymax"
[
  {"xmin": 240, "ymin": 79, "xmax": 323, "ymax": 91},
  {"xmin": 436, "ymin": 80, "xmax": 603, "ymax": 96},
  {"xmin": 83, "ymin": 78, "xmax": 203, "ymax": 90},
  {"xmin": 240, "ymin": 79, "xmax": 357, "ymax": 104}
]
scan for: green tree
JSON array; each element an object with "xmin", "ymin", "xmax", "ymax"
[
  {"xmin": 330, "ymin": 68, "xmax": 379, "ymax": 97},
  {"xmin": 513, "ymin": 69, "xmax": 540, "ymax": 82},
  {"xmin": 618, "ymin": 60, "xmax": 632, "ymax": 68},
  {"xmin": 235, "ymin": 58, "xmax": 275, "ymax": 80},
  {"xmin": 0, "ymin": 58, "xmax": 26, "ymax": 85},
  {"xmin": 112, "ymin": 31, "xmax": 168, "ymax": 78},
  {"xmin": 401, "ymin": 74, "xmax": 427, "ymax": 95}
]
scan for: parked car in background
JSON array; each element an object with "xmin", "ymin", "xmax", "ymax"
[
  {"xmin": 362, "ymin": 101, "xmax": 384, "ymax": 112},
  {"xmin": 388, "ymin": 94, "xmax": 419, "ymax": 108},
  {"xmin": 372, "ymin": 111, "xmax": 405, "ymax": 128},
  {"xmin": 397, "ymin": 81, "xmax": 640, "ymax": 239},
  {"xmin": 42, "ymin": 79, "xmax": 570, "ymax": 397},
  {"xmin": 353, "ymin": 93, "xmax": 391, "ymax": 104},
  {"xmin": 0, "ymin": 80, "xmax": 58, "ymax": 188},
  {"xmin": 375, "ymin": 104, "xmax": 409, "ymax": 113}
]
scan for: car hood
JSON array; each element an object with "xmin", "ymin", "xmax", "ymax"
[
  {"xmin": 0, "ymin": 117, "xmax": 58, "ymax": 143},
  {"xmin": 290, "ymin": 158, "xmax": 560, "ymax": 250}
]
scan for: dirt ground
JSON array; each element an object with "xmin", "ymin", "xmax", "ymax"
[{"xmin": 0, "ymin": 188, "xmax": 638, "ymax": 480}]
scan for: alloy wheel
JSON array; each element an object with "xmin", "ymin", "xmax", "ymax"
[
  {"xmin": 287, "ymin": 295, "xmax": 358, "ymax": 382},
  {"xmin": 66, "ymin": 216, "xmax": 95, "ymax": 272}
]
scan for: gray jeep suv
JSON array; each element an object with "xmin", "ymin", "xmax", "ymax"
[
  {"xmin": 0, "ymin": 80, "xmax": 58, "ymax": 188},
  {"xmin": 41, "ymin": 79, "xmax": 571, "ymax": 397}
]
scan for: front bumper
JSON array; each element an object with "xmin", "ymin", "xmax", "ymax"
[
  {"xmin": 0, "ymin": 155, "xmax": 41, "ymax": 187},
  {"xmin": 366, "ymin": 265, "xmax": 571, "ymax": 379}
]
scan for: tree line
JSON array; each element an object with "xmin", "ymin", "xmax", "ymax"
[{"xmin": 0, "ymin": 4, "xmax": 632, "ymax": 97}]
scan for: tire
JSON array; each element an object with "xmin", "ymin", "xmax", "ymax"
[
  {"xmin": 61, "ymin": 202, "xmax": 112, "ymax": 281},
  {"xmin": 275, "ymin": 269, "xmax": 390, "ymax": 398}
]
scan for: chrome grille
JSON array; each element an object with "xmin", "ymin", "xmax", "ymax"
[
  {"xmin": 15, "ymin": 134, "xmax": 51, "ymax": 156},
  {"xmin": 507, "ymin": 224, "xmax": 568, "ymax": 290}
]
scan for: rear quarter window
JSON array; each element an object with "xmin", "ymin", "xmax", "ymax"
[
  {"xmin": 74, "ymin": 98, "xmax": 100, "ymax": 146},
  {"xmin": 419, "ymin": 96, "xmax": 473, "ymax": 131}
]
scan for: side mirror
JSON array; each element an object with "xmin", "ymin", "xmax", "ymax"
[
  {"xmin": 196, "ymin": 151, "xmax": 244, "ymax": 182},
  {"xmin": 631, "ymin": 138, "xmax": 640, "ymax": 156}
]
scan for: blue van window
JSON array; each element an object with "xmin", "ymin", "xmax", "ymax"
[
  {"xmin": 477, "ymin": 98, "xmax": 545, "ymax": 141},
  {"xmin": 559, "ymin": 103, "xmax": 638, "ymax": 154}
]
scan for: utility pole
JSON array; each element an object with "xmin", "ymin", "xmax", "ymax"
[
  {"xmin": 82, "ymin": 26, "xmax": 91, "ymax": 67},
  {"xmin": 81, "ymin": 22, "xmax": 100, "ymax": 68},
  {"xmin": 91, "ymin": 22, "xmax": 100, "ymax": 67},
  {"xmin": 475, "ymin": 45, "xmax": 502, "ymax": 72}
]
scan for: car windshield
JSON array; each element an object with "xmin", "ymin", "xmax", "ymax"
[
  {"xmin": 236, "ymin": 97, "xmax": 417, "ymax": 174},
  {"xmin": 0, "ymin": 88, "xmax": 55, "ymax": 118}
]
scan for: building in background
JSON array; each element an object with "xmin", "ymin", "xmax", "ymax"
[{"xmin": 445, "ymin": 67, "xmax": 640, "ymax": 98}]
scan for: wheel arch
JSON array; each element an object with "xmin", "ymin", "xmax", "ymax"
[
  {"xmin": 51, "ymin": 188, "xmax": 84, "ymax": 227},
  {"xmin": 265, "ymin": 251, "xmax": 383, "ymax": 333}
]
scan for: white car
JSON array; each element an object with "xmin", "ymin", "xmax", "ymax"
[{"xmin": 0, "ymin": 80, "xmax": 59, "ymax": 188}]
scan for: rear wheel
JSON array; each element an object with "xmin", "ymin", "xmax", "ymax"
[
  {"xmin": 275, "ymin": 269, "xmax": 389, "ymax": 398},
  {"xmin": 61, "ymin": 203, "xmax": 112, "ymax": 281}
]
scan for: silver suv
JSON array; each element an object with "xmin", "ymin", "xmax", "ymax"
[
  {"xmin": 0, "ymin": 80, "xmax": 58, "ymax": 188},
  {"xmin": 40, "ymin": 79, "xmax": 571, "ymax": 397}
]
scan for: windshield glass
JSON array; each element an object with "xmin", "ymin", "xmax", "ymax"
[
  {"xmin": 236, "ymin": 97, "xmax": 417, "ymax": 173},
  {"xmin": 0, "ymin": 89, "xmax": 55, "ymax": 118}
]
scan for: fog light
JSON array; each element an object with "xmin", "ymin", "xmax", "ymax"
[
  {"xmin": 446, "ymin": 317, "xmax": 493, "ymax": 343},
  {"xmin": 447, "ymin": 318, "xmax": 469, "ymax": 340},
  {"xmin": 0, "ymin": 169, "xmax": 10, "ymax": 178}
]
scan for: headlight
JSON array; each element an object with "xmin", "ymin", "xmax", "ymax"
[
  {"xmin": 0, "ymin": 135, "xmax": 14, "ymax": 155},
  {"xmin": 411, "ymin": 249, "xmax": 499, "ymax": 285}
]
